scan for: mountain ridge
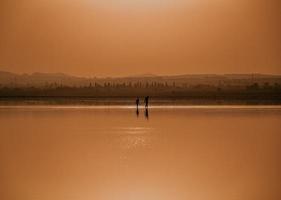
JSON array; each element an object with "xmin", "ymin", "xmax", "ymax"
[{"xmin": 1, "ymin": 70, "xmax": 281, "ymax": 87}]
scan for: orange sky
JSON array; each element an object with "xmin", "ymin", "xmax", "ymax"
[{"xmin": 0, "ymin": 0, "xmax": 280, "ymax": 77}]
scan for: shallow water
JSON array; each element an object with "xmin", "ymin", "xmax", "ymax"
[{"xmin": 0, "ymin": 106, "xmax": 281, "ymax": 200}]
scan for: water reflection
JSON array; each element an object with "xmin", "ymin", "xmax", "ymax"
[
  {"xmin": 136, "ymin": 107, "xmax": 139, "ymax": 117},
  {"xmin": 0, "ymin": 106, "xmax": 281, "ymax": 200},
  {"xmin": 145, "ymin": 108, "xmax": 149, "ymax": 120},
  {"xmin": 114, "ymin": 127, "xmax": 152, "ymax": 150},
  {"xmin": 120, "ymin": 134, "xmax": 151, "ymax": 150},
  {"xmin": 135, "ymin": 107, "xmax": 149, "ymax": 120}
]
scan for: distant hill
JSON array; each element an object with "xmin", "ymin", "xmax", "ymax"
[
  {"xmin": 0, "ymin": 71, "xmax": 281, "ymax": 88},
  {"xmin": 0, "ymin": 71, "xmax": 88, "ymax": 87},
  {"xmin": 1, "ymin": 71, "xmax": 281, "ymax": 102}
]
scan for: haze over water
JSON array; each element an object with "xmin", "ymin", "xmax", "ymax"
[
  {"xmin": 1, "ymin": 105, "xmax": 281, "ymax": 200},
  {"xmin": 1, "ymin": 0, "xmax": 281, "ymax": 198}
]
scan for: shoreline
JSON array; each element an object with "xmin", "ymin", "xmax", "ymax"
[{"xmin": 0, "ymin": 96, "xmax": 281, "ymax": 106}]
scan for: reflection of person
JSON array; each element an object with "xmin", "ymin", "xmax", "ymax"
[
  {"xmin": 136, "ymin": 107, "xmax": 139, "ymax": 117},
  {"xmin": 144, "ymin": 96, "xmax": 149, "ymax": 108},
  {"xmin": 145, "ymin": 108, "xmax": 149, "ymax": 120}
]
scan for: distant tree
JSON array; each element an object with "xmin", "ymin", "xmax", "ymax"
[
  {"xmin": 274, "ymin": 83, "xmax": 280, "ymax": 89},
  {"xmin": 263, "ymin": 82, "xmax": 270, "ymax": 89},
  {"xmin": 247, "ymin": 83, "xmax": 259, "ymax": 90},
  {"xmin": 253, "ymin": 83, "xmax": 259, "ymax": 89}
]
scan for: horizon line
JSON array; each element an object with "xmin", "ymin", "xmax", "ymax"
[{"xmin": 1, "ymin": 70, "xmax": 281, "ymax": 79}]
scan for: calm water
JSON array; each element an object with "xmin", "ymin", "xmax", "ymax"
[{"xmin": 0, "ymin": 106, "xmax": 281, "ymax": 200}]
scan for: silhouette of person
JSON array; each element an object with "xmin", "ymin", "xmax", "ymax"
[
  {"xmin": 135, "ymin": 97, "xmax": 140, "ymax": 117},
  {"xmin": 144, "ymin": 96, "xmax": 149, "ymax": 108},
  {"xmin": 145, "ymin": 107, "xmax": 149, "ymax": 120},
  {"xmin": 136, "ymin": 97, "xmax": 140, "ymax": 109}
]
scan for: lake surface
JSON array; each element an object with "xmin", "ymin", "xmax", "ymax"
[{"xmin": 0, "ymin": 105, "xmax": 281, "ymax": 200}]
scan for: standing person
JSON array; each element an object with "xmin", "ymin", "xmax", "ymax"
[
  {"xmin": 136, "ymin": 97, "xmax": 140, "ymax": 109},
  {"xmin": 144, "ymin": 96, "xmax": 149, "ymax": 108},
  {"xmin": 136, "ymin": 97, "xmax": 140, "ymax": 117}
]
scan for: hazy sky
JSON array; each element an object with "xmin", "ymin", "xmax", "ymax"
[{"xmin": 0, "ymin": 0, "xmax": 280, "ymax": 76}]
